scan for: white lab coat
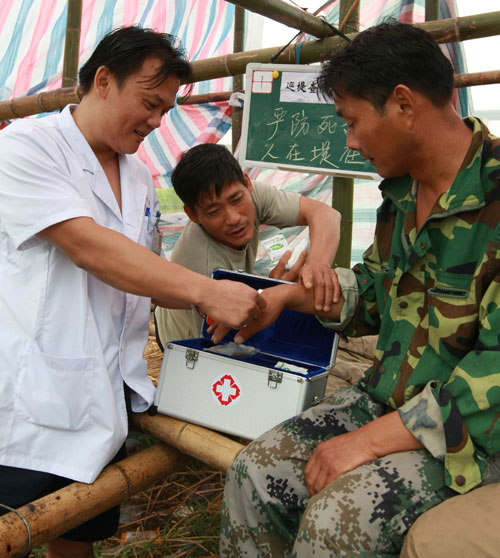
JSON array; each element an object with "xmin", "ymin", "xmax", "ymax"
[{"xmin": 0, "ymin": 105, "xmax": 158, "ymax": 483}]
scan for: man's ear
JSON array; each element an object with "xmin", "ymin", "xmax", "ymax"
[
  {"xmin": 391, "ymin": 84, "xmax": 416, "ymax": 118},
  {"xmin": 94, "ymin": 65, "xmax": 112, "ymax": 99},
  {"xmin": 243, "ymin": 172, "xmax": 253, "ymax": 193},
  {"xmin": 184, "ymin": 204, "xmax": 200, "ymax": 224}
]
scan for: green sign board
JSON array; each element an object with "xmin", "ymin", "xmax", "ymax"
[{"xmin": 240, "ymin": 63, "xmax": 378, "ymax": 179}]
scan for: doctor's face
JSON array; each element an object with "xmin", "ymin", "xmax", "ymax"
[
  {"xmin": 185, "ymin": 176, "xmax": 256, "ymax": 250},
  {"xmin": 101, "ymin": 56, "xmax": 180, "ymax": 155}
]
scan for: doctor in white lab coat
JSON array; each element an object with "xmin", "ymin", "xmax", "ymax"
[{"xmin": 0, "ymin": 26, "xmax": 265, "ymax": 558}]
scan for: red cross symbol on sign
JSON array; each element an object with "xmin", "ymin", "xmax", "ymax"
[{"xmin": 212, "ymin": 374, "xmax": 241, "ymax": 406}]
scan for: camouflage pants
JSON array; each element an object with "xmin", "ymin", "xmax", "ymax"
[{"xmin": 220, "ymin": 384, "xmax": 455, "ymax": 558}]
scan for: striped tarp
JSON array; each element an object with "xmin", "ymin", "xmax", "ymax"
[
  {"xmin": 0, "ymin": 0, "xmax": 235, "ymax": 189},
  {"xmin": 0, "ymin": 0, "xmax": 470, "ymax": 268}
]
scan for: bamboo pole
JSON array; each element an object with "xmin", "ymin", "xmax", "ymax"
[
  {"xmin": 225, "ymin": 0, "xmax": 337, "ymax": 38},
  {"xmin": 425, "ymin": 0, "xmax": 440, "ymax": 22},
  {"xmin": 0, "ymin": 86, "xmax": 81, "ymax": 120},
  {"xmin": 188, "ymin": 11, "xmax": 500, "ymax": 84},
  {"xmin": 0, "ymin": 444, "xmax": 184, "ymax": 558},
  {"xmin": 1, "ymin": 68, "xmax": 499, "ymax": 122},
  {"xmin": 332, "ymin": 0, "xmax": 358, "ymax": 269},
  {"xmin": 133, "ymin": 413, "xmax": 244, "ymax": 472},
  {"xmin": 61, "ymin": 0, "xmax": 82, "ymax": 88},
  {"xmin": 232, "ymin": 6, "xmax": 246, "ymax": 152},
  {"xmin": 455, "ymin": 69, "xmax": 500, "ymax": 88}
]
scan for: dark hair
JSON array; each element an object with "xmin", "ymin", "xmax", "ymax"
[
  {"xmin": 79, "ymin": 26, "xmax": 192, "ymax": 95},
  {"xmin": 317, "ymin": 21, "xmax": 454, "ymax": 112},
  {"xmin": 172, "ymin": 144, "xmax": 246, "ymax": 211}
]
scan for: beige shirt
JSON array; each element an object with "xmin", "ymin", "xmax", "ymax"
[{"xmin": 155, "ymin": 181, "xmax": 300, "ymax": 345}]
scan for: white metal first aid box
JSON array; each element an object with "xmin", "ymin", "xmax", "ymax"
[{"xmin": 152, "ymin": 270, "xmax": 339, "ymax": 440}]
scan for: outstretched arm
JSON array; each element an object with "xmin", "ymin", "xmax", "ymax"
[
  {"xmin": 231, "ymin": 281, "xmax": 344, "ymax": 345},
  {"xmin": 38, "ymin": 216, "xmax": 265, "ymax": 330}
]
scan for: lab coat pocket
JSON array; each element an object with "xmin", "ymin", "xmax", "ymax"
[{"xmin": 15, "ymin": 343, "xmax": 95, "ymax": 431}]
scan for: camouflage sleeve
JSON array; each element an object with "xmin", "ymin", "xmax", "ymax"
[
  {"xmin": 400, "ymin": 275, "xmax": 500, "ymax": 494},
  {"xmin": 317, "ymin": 234, "xmax": 389, "ymax": 336},
  {"xmin": 346, "ymin": 236, "xmax": 387, "ymax": 336}
]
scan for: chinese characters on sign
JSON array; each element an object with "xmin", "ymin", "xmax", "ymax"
[{"xmin": 263, "ymin": 106, "xmax": 364, "ymax": 169}]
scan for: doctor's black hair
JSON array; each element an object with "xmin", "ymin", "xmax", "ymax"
[
  {"xmin": 317, "ymin": 20, "xmax": 454, "ymax": 114},
  {"xmin": 78, "ymin": 26, "xmax": 192, "ymax": 95},
  {"xmin": 172, "ymin": 144, "xmax": 247, "ymax": 212}
]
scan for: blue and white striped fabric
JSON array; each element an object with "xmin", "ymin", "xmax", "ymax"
[
  {"xmin": 0, "ymin": 0, "xmax": 235, "ymax": 188},
  {"xmin": 0, "ymin": 0, "xmax": 470, "ymax": 268}
]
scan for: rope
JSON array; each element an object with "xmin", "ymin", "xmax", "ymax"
[
  {"xmin": 270, "ymin": 31, "xmax": 301, "ymax": 63},
  {"xmin": 296, "ymin": 42, "xmax": 303, "ymax": 64},
  {"xmin": 0, "ymin": 502, "xmax": 32, "ymax": 557},
  {"xmin": 270, "ymin": 14, "xmax": 350, "ymax": 64}
]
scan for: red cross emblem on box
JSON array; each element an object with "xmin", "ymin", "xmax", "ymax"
[{"xmin": 212, "ymin": 374, "xmax": 241, "ymax": 406}]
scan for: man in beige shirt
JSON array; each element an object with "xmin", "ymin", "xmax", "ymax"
[{"xmin": 155, "ymin": 143, "xmax": 341, "ymax": 347}]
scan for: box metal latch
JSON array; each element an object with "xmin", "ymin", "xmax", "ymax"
[
  {"xmin": 185, "ymin": 348, "xmax": 199, "ymax": 369},
  {"xmin": 268, "ymin": 370, "xmax": 283, "ymax": 389}
]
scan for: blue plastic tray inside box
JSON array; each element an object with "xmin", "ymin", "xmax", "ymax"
[{"xmin": 175, "ymin": 269, "xmax": 338, "ymax": 375}]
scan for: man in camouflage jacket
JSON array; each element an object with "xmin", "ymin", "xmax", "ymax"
[{"xmin": 219, "ymin": 21, "xmax": 500, "ymax": 558}]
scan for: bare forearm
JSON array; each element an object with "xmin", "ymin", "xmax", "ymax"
[
  {"xmin": 358, "ymin": 411, "xmax": 424, "ymax": 457},
  {"xmin": 305, "ymin": 409, "xmax": 424, "ymax": 495},
  {"xmin": 278, "ymin": 281, "xmax": 344, "ymax": 318},
  {"xmin": 40, "ymin": 217, "xmax": 266, "ymax": 331},
  {"xmin": 40, "ymin": 217, "xmax": 209, "ymax": 306},
  {"xmin": 298, "ymin": 197, "xmax": 341, "ymax": 266}
]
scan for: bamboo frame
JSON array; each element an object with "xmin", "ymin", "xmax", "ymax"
[
  {"xmin": 225, "ymin": 0, "xmax": 338, "ymax": 38},
  {"xmin": 1, "ymin": 68, "xmax": 499, "ymax": 123},
  {"xmin": 0, "ymin": 414, "xmax": 244, "ymax": 558},
  {"xmin": 0, "ymin": 13, "xmax": 498, "ymax": 122},
  {"xmin": 0, "ymin": 443, "xmax": 185, "ymax": 558},
  {"xmin": 188, "ymin": 11, "xmax": 500, "ymax": 83},
  {"xmin": 61, "ymin": 0, "xmax": 82, "ymax": 87}
]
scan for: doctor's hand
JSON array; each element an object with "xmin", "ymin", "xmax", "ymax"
[
  {"xmin": 198, "ymin": 279, "xmax": 266, "ymax": 333},
  {"xmin": 299, "ymin": 260, "xmax": 340, "ymax": 313},
  {"xmin": 305, "ymin": 429, "xmax": 378, "ymax": 497}
]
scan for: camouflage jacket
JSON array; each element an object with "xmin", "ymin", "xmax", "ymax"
[{"xmin": 328, "ymin": 118, "xmax": 500, "ymax": 494}]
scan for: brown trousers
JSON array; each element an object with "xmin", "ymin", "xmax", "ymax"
[{"xmin": 401, "ymin": 483, "xmax": 500, "ymax": 558}]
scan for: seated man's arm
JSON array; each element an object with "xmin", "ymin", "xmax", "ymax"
[
  {"xmin": 296, "ymin": 196, "xmax": 342, "ymax": 309},
  {"xmin": 38, "ymin": 216, "xmax": 265, "ymax": 330},
  {"xmin": 305, "ymin": 410, "xmax": 423, "ymax": 496},
  {"xmin": 232, "ymin": 281, "xmax": 344, "ymax": 345},
  {"xmin": 231, "ymin": 282, "xmax": 422, "ymax": 495}
]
